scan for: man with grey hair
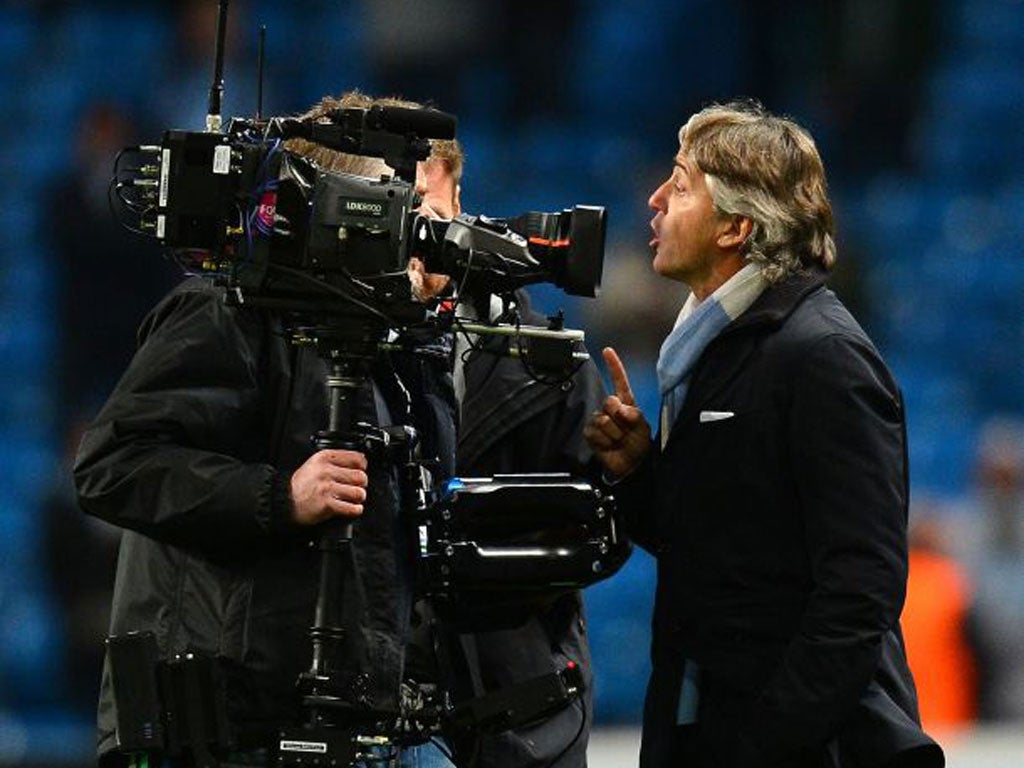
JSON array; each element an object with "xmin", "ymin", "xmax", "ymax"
[{"xmin": 586, "ymin": 102, "xmax": 943, "ymax": 767}]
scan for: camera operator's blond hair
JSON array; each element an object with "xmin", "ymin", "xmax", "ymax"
[{"xmin": 679, "ymin": 101, "xmax": 836, "ymax": 284}]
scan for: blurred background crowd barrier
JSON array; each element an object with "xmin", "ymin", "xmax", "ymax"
[{"xmin": 0, "ymin": 0, "xmax": 1022, "ymax": 764}]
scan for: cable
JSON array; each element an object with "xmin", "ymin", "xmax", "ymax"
[
  {"xmin": 266, "ymin": 263, "xmax": 396, "ymax": 324},
  {"xmin": 114, "ymin": 181, "xmax": 152, "ymax": 214},
  {"xmin": 541, "ymin": 696, "xmax": 587, "ymax": 768},
  {"xmin": 516, "ymin": 333, "xmax": 588, "ymax": 389},
  {"xmin": 505, "ymin": 306, "xmax": 588, "ymax": 389},
  {"xmin": 450, "ymin": 298, "xmax": 587, "ymax": 389},
  {"xmin": 109, "ymin": 146, "xmax": 164, "ymax": 239},
  {"xmin": 453, "ymin": 249, "xmax": 477, "ymax": 303},
  {"xmin": 254, "ymin": 137, "xmax": 281, "ymax": 183},
  {"xmin": 451, "ymin": 315, "xmax": 489, "ymax": 360},
  {"xmin": 110, "ymin": 145, "xmax": 138, "ymax": 181},
  {"xmin": 109, "ymin": 179, "xmax": 157, "ymax": 238},
  {"xmin": 457, "ymin": 698, "xmax": 587, "ymax": 768}
]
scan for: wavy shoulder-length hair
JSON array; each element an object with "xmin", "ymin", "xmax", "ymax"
[{"xmin": 679, "ymin": 101, "xmax": 835, "ymax": 283}]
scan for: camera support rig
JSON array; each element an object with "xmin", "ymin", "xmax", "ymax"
[{"xmin": 283, "ymin": 331, "xmax": 411, "ymax": 767}]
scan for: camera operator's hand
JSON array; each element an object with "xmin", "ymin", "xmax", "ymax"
[
  {"xmin": 289, "ymin": 449, "xmax": 368, "ymax": 525},
  {"xmin": 585, "ymin": 347, "xmax": 652, "ymax": 479}
]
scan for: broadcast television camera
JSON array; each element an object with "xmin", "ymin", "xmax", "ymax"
[
  {"xmin": 103, "ymin": 4, "xmax": 629, "ymax": 767},
  {"xmin": 114, "ymin": 107, "xmax": 605, "ymax": 329}
]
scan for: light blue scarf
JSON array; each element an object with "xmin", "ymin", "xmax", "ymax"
[
  {"xmin": 656, "ymin": 262, "xmax": 767, "ymax": 447},
  {"xmin": 655, "ymin": 263, "xmax": 766, "ymax": 724}
]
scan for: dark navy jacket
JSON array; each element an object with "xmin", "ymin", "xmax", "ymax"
[{"xmin": 615, "ymin": 269, "xmax": 944, "ymax": 768}]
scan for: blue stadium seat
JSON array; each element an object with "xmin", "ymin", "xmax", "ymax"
[
  {"xmin": 0, "ymin": 587, "xmax": 64, "ymax": 707},
  {"xmin": 887, "ymin": 353, "xmax": 979, "ymax": 497},
  {"xmin": 928, "ymin": 58, "xmax": 1024, "ymax": 116},
  {"xmin": 916, "ymin": 60, "xmax": 1024, "ymax": 183},
  {"xmin": 858, "ymin": 174, "xmax": 945, "ymax": 256},
  {"xmin": 995, "ymin": 182, "xmax": 1024, "ymax": 241},
  {"xmin": 0, "ymin": 7, "xmax": 38, "ymax": 79},
  {"xmin": 570, "ymin": 0, "xmax": 675, "ymax": 126},
  {"xmin": 0, "ymin": 434, "xmax": 57, "ymax": 506},
  {"xmin": 0, "ymin": 493, "xmax": 35, "ymax": 570},
  {"xmin": 907, "ymin": 415, "xmax": 977, "ymax": 498},
  {"xmin": 65, "ymin": 8, "xmax": 168, "ymax": 104},
  {"xmin": 950, "ymin": 0, "xmax": 1024, "ymax": 57}
]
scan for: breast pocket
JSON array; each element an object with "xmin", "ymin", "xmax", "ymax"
[
  {"xmin": 664, "ymin": 404, "xmax": 771, "ymax": 503},
  {"xmin": 687, "ymin": 405, "xmax": 761, "ymax": 455}
]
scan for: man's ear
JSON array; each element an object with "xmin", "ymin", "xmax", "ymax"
[
  {"xmin": 717, "ymin": 215, "xmax": 752, "ymax": 250},
  {"xmin": 453, "ymin": 183, "xmax": 462, "ymax": 216}
]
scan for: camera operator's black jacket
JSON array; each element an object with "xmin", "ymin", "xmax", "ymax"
[
  {"xmin": 441, "ymin": 292, "xmax": 606, "ymax": 768},
  {"xmin": 614, "ymin": 269, "xmax": 943, "ymax": 768},
  {"xmin": 75, "ymin": 277, "xmax": 457, "ymax": 761}
]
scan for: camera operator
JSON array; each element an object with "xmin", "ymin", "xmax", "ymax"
[
  {"xmin": 585, "ymin": 102, "xmax": 943, "ymax": 767},
  {"xmin": 73, "ymin": 91, "xmax": 464, "ymax": 767}
]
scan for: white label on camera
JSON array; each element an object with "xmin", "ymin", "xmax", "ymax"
[
  {"xmin": 280, "ymin": 740, "xmax": 328, "ymax": 753},
  {"xmin": 156, "ymin": 214, "xmax": 165, "ymax": 239},
  {"xmin": 159, "ymin": 148, "xmax": 170, "ymax": 207},
  {"xmin": 343, "ymin": 199, "xmax": 385, "ymax": 216},
  {"xmin": 212, "ymin": 144, "xmax": 231, "ymax": 175}
]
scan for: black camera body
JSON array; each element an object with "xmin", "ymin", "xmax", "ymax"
[
  {"xmin": 116, "ymin": 113, "xmax": 605, "ymax": 328},
  {"xmin": 152, "ymin": 124, "xmax": 415, "ymax": 272}
]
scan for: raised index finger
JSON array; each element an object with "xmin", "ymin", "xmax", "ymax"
[{"xmin": 602, "ymin": 347, "xmax": 636, "ymax": 406}]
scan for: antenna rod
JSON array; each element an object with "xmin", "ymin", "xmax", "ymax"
[
  {"xmin": 256, "ymin": 24, "xmax": 266, "ymax": 120},
  {"xmin": 206, "ymin": 0, "xmax": 230, "ymax": 133}
]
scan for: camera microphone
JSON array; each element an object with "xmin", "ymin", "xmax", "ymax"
[{"xmin": 334, "ymin": 105, "xmax": 458, "ymax": 141}]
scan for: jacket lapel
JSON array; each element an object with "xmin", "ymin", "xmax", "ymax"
[{"xmin": 666, "ymin": 267, "xmax": 829, "ymax": 443}]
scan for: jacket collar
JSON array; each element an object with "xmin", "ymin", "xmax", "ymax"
[
  {"xmin": 720, "ymin": 265, "xmax": 829, "ymax": 337},
  {"xmin": 667, "ymin": 266, "xmax": 829, "ymax": 434}
]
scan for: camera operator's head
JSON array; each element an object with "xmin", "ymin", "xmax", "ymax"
[
  {"xmin": 676, "ymin": 100, "xmax": 836, "ymax": 285},
  {"xmin": 285, "ymin": 91, "xmax": 462, "ymax": 300}
]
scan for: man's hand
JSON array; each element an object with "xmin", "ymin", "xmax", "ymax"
[
  {"xmin": 408, "ymin": 256, "xmax": 451, "ymax": 302},
  {"xmin": 585, "ymin": 348, "xmax": 652, "ymax": 479},
  {"xmin": 290, "ymin": 449, "xmax": 369, "ymax": 525}
]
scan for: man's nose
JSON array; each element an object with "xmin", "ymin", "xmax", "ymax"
[{"xmin": 648, "ymin": 185, "xmax": 664, "ymax": 211}]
